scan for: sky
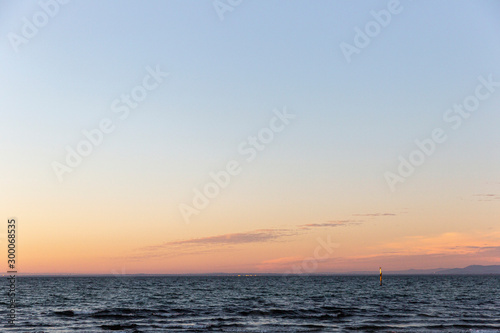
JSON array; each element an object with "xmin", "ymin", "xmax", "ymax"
[{"xmin": 1, "ymin": 0, "xmax": 500, "ymax": 274}]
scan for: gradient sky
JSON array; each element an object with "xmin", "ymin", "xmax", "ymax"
[{"xmin": 1, "ymin": 0, "xmax": 500, "ymax": 274}]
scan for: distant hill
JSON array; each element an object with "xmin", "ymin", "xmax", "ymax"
[
  {"xmin": 436, "ymin": 265, "xmax": 500, "ymax": 275},
  {"xmin": 345, "ymin": 265, "xmax": 500, "ymax": 275}
]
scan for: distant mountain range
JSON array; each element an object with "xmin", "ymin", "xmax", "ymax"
[
  {"xmin": 434, "ymin": 265, "xmax": 500, "ymax": 275},
  {"xmin": 349, "ymin": 265, "xmax": 500, "ymax": 275}
]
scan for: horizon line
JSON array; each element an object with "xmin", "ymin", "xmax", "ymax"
[{"xmin": 5, "ymin": 264, "xmax": 500, "ymax": 277}]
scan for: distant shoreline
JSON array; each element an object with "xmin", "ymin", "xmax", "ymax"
[{"xmin": 6, "ymin": 264, "xmax": 500, "ymax": 277}]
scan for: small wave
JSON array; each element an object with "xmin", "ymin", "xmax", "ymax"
[
  {"xmin": 53, "ymin": 310, "xmax": 75, "ymax": 317},
  {"xmin": 92, "ymin": 308, "xmax": 138, "ymax": 320},
  {"xmin": 101, "ymin": 323, "xmax": 137, "ymax": 331},
  {"xmin": 206, "ymin": 322, "xmax": 244, "ymax": 329},
  {"xmin": 236, "ymin": 308, "xmax": 350, "ymax": 321}
]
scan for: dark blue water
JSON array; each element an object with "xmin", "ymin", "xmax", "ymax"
[{"xmin": 2, "ymin": 275, "xmax": 499, "ymax": 332}]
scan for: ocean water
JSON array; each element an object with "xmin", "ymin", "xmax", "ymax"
[{"xmin": 2, "ymin": 275, "xmax": 499, "ymax": 332}]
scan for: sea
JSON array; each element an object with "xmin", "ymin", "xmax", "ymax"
[{"xmin": 1, "ymin": 275, "xmax": 499, "ymax": 332}]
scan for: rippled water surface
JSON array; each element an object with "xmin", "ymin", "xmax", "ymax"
[{"xmin": 2, "ymin": 275, "xmax": 500, "ymax": 332}]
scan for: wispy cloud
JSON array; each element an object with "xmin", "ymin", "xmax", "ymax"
[
  {"xmin": 125, "ymin": 228, "xmax": 298, "ymax": 261},
  {"xmin": 298, "ymin": 220, "xmax": 361, "ymax": 230},
  {"xmin": 171, "ymin": 229, "xmax": 291, "ymax": 245},
  {"xmin": 474, "ymin": 193, "xmax": 500, "ymax": 201},
  {"xmin": 352, "ymin": 213, "xmax": 397, "ymax": 217},
  {"xmin": 139, "ymin": 228, "xmax": 296, "ymax": 252}
]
